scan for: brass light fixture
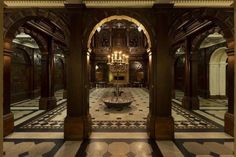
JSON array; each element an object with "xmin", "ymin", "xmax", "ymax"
[
  {"xmin": 107, "ymin": 51, "xmax": 129, "ymax": 65},
  {"xmin": 107, "ymin": 51, "xmax": 129, "ymax": 73}
]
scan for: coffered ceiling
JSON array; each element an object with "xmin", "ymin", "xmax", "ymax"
[{"xmin": 4, "ymin": 0, "xmax": 234, "ymax": 8}]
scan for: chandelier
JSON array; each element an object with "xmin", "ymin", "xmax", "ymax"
[{"xmin": 107, "ymin": 51, "xmax": 129, "ymax": 73}]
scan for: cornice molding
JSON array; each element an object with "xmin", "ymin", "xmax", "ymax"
[{"xmin": 4, "ymin": 0, "xmax": 234, "ymax": 8}]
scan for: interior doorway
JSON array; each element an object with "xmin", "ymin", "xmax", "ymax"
[{"xmin": 87, "ymin": 15, "xmax": 152, "ymax": 132}]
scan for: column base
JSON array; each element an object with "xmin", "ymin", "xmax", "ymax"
[
  {"xmin": 147, "ymin": 114, "xmax": 174, "ymax": 140},
  {"xmin": 182, "ymin": 96, "xmax": 199, "ymax": 110},
  {"xmin": 63, "ymin": 90, "xmax": 67, "ymax": 99},
  {"xmin": 3, "ymin": 112, "xmax": 14, "ymax": 136},
  {"xmin": 64, "ymin": 114, "xmax": 91, "ymax": 140},
  {"xmin": 224, "ymin": 112, "xmax": 234, "ymax": 136},
  {"xmin": 39, "ymin": 96, "xmax": 57, "ymax": 110}
]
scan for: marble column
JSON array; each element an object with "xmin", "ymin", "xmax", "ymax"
[
  {"xmin": 0, "ymin": 1, "xmax": 4, "ymax": 154},
  {"xmin": 64, "ymin": 4, "xmax": 91, "ymax": 140},
  {"xmin": 148, "ymin": 4, "xmax": 174, "ymax": 140},
  {"xmin": 3, "ymin": 40, "xmax": 14, "ymax": 136},
  {"xmin": 182, "ymin": 39, "xmax": 199, "ymax": 110},
  {"xmin": 39, "ymin": 38, "xmax": 56, "ymax": 110},
  {"xmin": 224, "ymin": 48, "xmax": 234, "ymax": 136}
]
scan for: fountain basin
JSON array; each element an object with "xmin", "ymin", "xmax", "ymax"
[{"xmin": 102, "ymin": 97, "xmax": 133, "ymax": 109}]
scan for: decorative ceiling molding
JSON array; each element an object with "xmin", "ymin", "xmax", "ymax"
[
  {"xmin": 4, "ymin": 0, "xmax": 65, "ymax": 8},
  {"xmin": 4, "ymin": 0, "xmax": 234, "ymax": 8}
]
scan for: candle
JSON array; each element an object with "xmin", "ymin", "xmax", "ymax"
[
  {"xmin": 114, "ymin": 51, "xmax": 117, "ymax": 60},
  {"xmin": 108, "ymin": 55, "xmax": 110, "ymax": 64},
  {"xmin": 119, "ymin": 51, "xmax": 122, "ymax": 60},
  {"xmin": 125, "ymin": 55, "xmax": 128, "ymax": 64}
]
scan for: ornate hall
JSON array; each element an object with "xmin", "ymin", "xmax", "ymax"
[{"xmin": 0, "ymin": 0, "xmax": 236, "ymax": 156}]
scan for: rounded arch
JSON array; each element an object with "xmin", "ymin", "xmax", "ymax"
[
  {"xmin": 170, "ymin": 9, "xmax": 234, "ymax": 49},
  {"xmin": 209, "ymin": 47, "xmax": 228, "ymax": 97},
  {"xmin": 12, "ymin": 47, "xmax": 32, "ymax": 66},
  {"xmin": 87, "ymin": 15, "xmax": 153, "ymax": 52},
  {"xmin": 210, "ymin": 47, "xmax": 228, "ymax": 64},
  {"xmin": 8, "ymin": 27, "xmax": 48, "ymax": 55},
  {"xmin": 4, "ymin": 9, "xmax": 70, "ymax": 47}
]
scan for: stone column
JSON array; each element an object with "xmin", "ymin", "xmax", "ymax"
[
  {"xmin": 224, "ymin": 48, "xmax": 234, "ymax": 136},
  {"xmin": 0, "ymin": 1, "xmax": 3, "ymax": 154},
  {"xmin": 3, "ymin": 40, "xmax": 14, "ymax": 136},
  {"xmin": 148, "ymin": 4, "xmax": 174, "ymax": 140},
  {"xmin": 64, "ymin": 4, "xmax": 91, "ymax": 140},
  {"xmin": 39, "ymin": 38, "xmax": 56, "ymax": 110},
  {"xmin": 182, "ymin": 39, "xmax": 199, "ymax": 110}
]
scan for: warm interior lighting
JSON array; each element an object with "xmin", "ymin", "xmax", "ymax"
[
  {"xmin": 107, "ymin": 51, "xmax": 129, "ymax": 65},
  {"xmin": 138, "ymin": 26, "xmax": 142, "ymax": 32},
  {"xmin": 97, "ymin": 26, "xmax": 101, "ymax": 33}
]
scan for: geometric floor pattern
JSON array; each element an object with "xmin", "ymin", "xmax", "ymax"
[
  {"xmin": 4, "ymin": 88, "xmax": 234, "ymax": 157},
  {"xmin": 16, "ymin": 88, "xmax": 222, "ymax": 132}
]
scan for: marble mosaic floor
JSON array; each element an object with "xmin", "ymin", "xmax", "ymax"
[{"xmin": 3, "ymin": 88, "xmax": 234, "ymax": 157}]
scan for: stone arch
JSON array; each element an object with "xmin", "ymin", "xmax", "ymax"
[
  {"xmin": 87, "ymin": 15, "xmax": 152, "ymax": 51},
  {"xmin": 83, "ymin": 10, "xmax": 155, "ymax": 52},
  {"xmin": 4, "ymin": 9, "xmax": 70, "ymax": 47},
  {"xmin": 17, "ymin": 27, "xmax": 48, "ymax": 53},
  {"xmin": 209, "ymin": 47, "xmax": 228, "ymax": 97}
]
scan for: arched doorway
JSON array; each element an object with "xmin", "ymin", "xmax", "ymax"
[
  {"xmin": 209, "ymin": 47, "xmax": 228, "ymax": 98},
  {"xmin": 3, "ymin": 10, "xmax": 69, "ymax": 136},
  {"xmin": 87, "ymin": 15, "xmax": 151, "ymax": 132}
]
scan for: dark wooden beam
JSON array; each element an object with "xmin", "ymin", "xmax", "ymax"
[
  {"xmin": 172, "ymin": 21, "xmax": 215, "ymax": 46},
  {"xmin": 23, "ymin": 21, "xmax": 66, "ymax": 46}
]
